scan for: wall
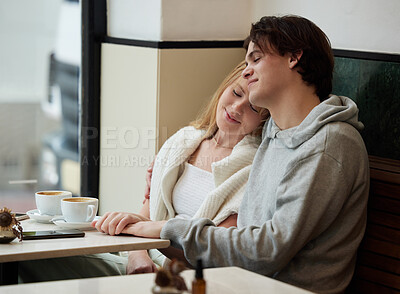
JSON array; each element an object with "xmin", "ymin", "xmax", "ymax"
[
  {"xmin": 252, "ymin": 0, "xmax": 400, "ymax": 54},
  {"xmin": 107, "ymin": 0, "xmax": 252, "ymax": 41},
  {"xmin": 101, "ymin": 1, "xmax": 248, "ymax": 213},
  {"xmin": 99, "ymin": 44, "xmax": 158, "ymax": 212},
  {"xmin": 108, "ymin": 0, "xmax": 399, "ymax": 54},
  {"xmin": 102, "ymin": 0, "xmax": 399, "ymax": 213},
  {"xmin": 99, "ymin": 44, "xmax": 243, "ymax": 213},
  {"xmin": 107, "ymin": 0, "xmax": 162, "ymax": 41}
]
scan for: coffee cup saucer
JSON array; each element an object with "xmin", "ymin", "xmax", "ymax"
[
  {"xmin": 26, "ymin": 209, "xmax": 61, "ymax": 224},
  {"xmin": 51, "ymin": 216, "xmax": 100, "ymax": 230}
]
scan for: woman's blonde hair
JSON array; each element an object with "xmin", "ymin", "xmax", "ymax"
[{"xmin": 190, "ymin": 60, "xmax": 269, "ymax": 138}]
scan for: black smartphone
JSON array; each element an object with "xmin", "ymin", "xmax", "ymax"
[{"xmin": 22, "ymin": 229, "xmax": 85, "ymax": 240}]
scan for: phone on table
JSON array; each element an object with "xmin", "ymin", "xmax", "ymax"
[
  {"xmin": 22, "ymin": 229, "xmax": 85, "ymax": 240},
  {"xmin": 14, "ymin": 212, "xmax": 29, "ymax": 221}
]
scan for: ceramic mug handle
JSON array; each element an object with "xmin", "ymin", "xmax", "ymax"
[{"xmin": 86, "ymin": 205, "xmax": 96, "ymax": 222}]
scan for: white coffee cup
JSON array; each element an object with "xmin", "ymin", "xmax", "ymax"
[
  {"xmin": 61, "ymin": 197, "xmax": 98, "ymax": 223},
  {"xmin": 35, "ymin": 190, "xmax": 72, "ymax": 216}
]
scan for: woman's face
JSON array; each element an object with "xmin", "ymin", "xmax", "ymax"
[{"xmin": 216, "ymin": 77, "xmax": 265, "ymax": 138}]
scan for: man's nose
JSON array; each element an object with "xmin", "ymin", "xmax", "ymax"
[{"xmin": 242, "ymin": 65, "xmax": 253, "ymax": 79}]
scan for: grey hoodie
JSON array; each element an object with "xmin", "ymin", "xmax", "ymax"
[{"xmin": 161, "ymin": 95, "xmax": 369, "ymax": 294}]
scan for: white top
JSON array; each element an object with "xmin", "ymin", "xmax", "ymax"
[{"xmin": 172, "ymin": 162, "xmax": 214, "ymax": 220}]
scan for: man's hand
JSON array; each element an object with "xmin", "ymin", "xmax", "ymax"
[
  {"xmin": 143, "ymin": 159, "xmax": 155, "ymax": 203},
  {"xmin": 127, "ymin": 250, "xmax": 157, "ymax": 274},
  {"xmin": 92, "ymin": 212, "xmax": 150, "ymax": 235},
  {"xmin": 122, "ymin": 220, "xmax": 167, "ymax": 238}
]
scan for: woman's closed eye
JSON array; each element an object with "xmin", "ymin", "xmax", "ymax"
[{"xmin": 233, "ymin": 89, "xmax": 242, "ymax": 97}]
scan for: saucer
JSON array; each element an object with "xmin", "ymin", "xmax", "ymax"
[
  {"xmin": 26, "ymin": 209, "xmax": 61, "ymax": 223},
  {"xmin": 52, "ymin": 216, "xmax": 100, "ymax": 230}
]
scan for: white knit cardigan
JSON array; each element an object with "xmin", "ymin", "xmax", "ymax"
[{"xmin": 149, "ymin": 126, "xmax": 261, "ymax": 226}]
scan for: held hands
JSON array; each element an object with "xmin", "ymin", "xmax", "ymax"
[
  {"xmin": 92, "ymin": 212, "xmax": 150, "ymax": 235},
  {"xmin": 91, "ymin": 211, "xmax": 166, "ymax": 238}
]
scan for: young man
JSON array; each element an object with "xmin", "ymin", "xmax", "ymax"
[{"xmin": 96, "ymin": 15, "xmax": 369, "ymax": 294}]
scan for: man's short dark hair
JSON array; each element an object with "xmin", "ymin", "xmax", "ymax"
[{"xmin": 245, "ymin": 15, "xmax": 334, "ymax": 101}]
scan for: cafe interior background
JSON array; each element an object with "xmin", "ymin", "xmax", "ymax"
[{"xmin": 0, "ymin": 0, "xmax": 399, "ymax": 216}]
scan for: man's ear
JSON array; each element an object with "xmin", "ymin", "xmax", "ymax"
[{"xmin": 288, "ymin": 50, "xmax": 303, "ymax": 69}]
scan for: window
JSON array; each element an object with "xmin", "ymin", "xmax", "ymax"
[{"xmin": 0, "ymin": 0, "xmax": 81, "ymax": 213}]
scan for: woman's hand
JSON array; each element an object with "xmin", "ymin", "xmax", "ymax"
[
  {"xmin": 122, "ymin": 220, "xmax": 167, "ymax": 238},
  {"xmin": 92, "ymin": 212, "xmax": 150, "ymax": 235},
  {"xmin": 126, "ymin": 250, "xmax": 157, "ymax": 274}
]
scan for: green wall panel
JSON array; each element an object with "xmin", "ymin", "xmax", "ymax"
[{"xmin": 333, "ymin": 57, "xmax": 400, "ymax": 160}]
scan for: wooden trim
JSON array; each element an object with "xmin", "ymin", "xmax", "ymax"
[
  {"xmin": 368, "ymin": 194, "xmax": 400, "ymax": 213},
  {"xmin": 357, "ymin": 251, "xmax": 400, "ymax": 275},
  {"xmin": 355, "ymin": 266, "xmax": 400, "ymax": 290},
  {"xmin": 369, "ymin": 156, "xmax": 400, "ymax": 174},
  {"xmin": 368, "ymin": 210, "xmax": 400, "ymax": 231},
  {"xmin": 348, "ymin": 155, "xmax": 400, "ymax": 293},
  {"xmin": 370, "ymin": 169, "xmax": 400, "ymax": 185},
  {"xmin": 365, "ymin": 224, "xmax": 400, "ymax": 245},
  {"xmin": 370, "ymin": 181, "xmax": 400, "ymax": 201},
  {"xmin": 369, "ymin": 156, "xmax": 400, "ymax": 184},
  {"xmin": 348, "ymin": 279, "xmax": 400, "ymax": 294},
  {"xmin": 362, "ymin": 238, "xmax": 400, "ymax": 259}
]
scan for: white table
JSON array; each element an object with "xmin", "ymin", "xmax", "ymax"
[
  {"xmin": 0, "ymin": 266, "xmax": 315, "ymax": 293},
  {"xmin": 0, "ymin": 219, "xmax": 170, "ymax": 285}
]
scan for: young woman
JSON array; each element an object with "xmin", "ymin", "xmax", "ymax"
[
  {"xmin": 19, "ymin": 61, "xmax": 269, "ymax": 283},
  {"xmin": 94, "ymin": 60, "xmax": 269, "ymax": 274}
]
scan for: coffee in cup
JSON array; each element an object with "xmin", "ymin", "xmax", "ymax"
[
  {"xmin": 61, "ymin": 197, "xmax": 98, "ymax": 223},
  {"xmin": 35, "ymin": 190, "xmax": 72, "ymax": 216}
]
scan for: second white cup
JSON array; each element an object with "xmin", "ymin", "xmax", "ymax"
[{"xmin": 61, "ymin": 197, "xmax": 98, "ymax": 223}]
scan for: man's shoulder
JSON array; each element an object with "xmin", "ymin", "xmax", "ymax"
[
  {"xmin": 318, "ymin": 121, "xmax": 368, "ymax": 166},
  {"xmin": 297, "ymin": 121, "xmax": 367, "ymax": 162},
  {"xmin": 324, "ymin": 121, "xmax": 365, "ymax": 148}
]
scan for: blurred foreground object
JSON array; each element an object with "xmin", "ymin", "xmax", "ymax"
[
  {"xmin": 0, "ymin": 207, "xmax": 23, "ymax": 243},
  {"xmin": 153, "ymin": 259, "xmax": 188, "ymax": 293},
  {"xmin": 192, "ymin": 259, "xmax": 206, "ymax": 294}
]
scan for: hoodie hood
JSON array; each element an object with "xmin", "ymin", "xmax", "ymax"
[{"xmin": 265, "ymin": 95, "xmax": 364, "ymax": 149}]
